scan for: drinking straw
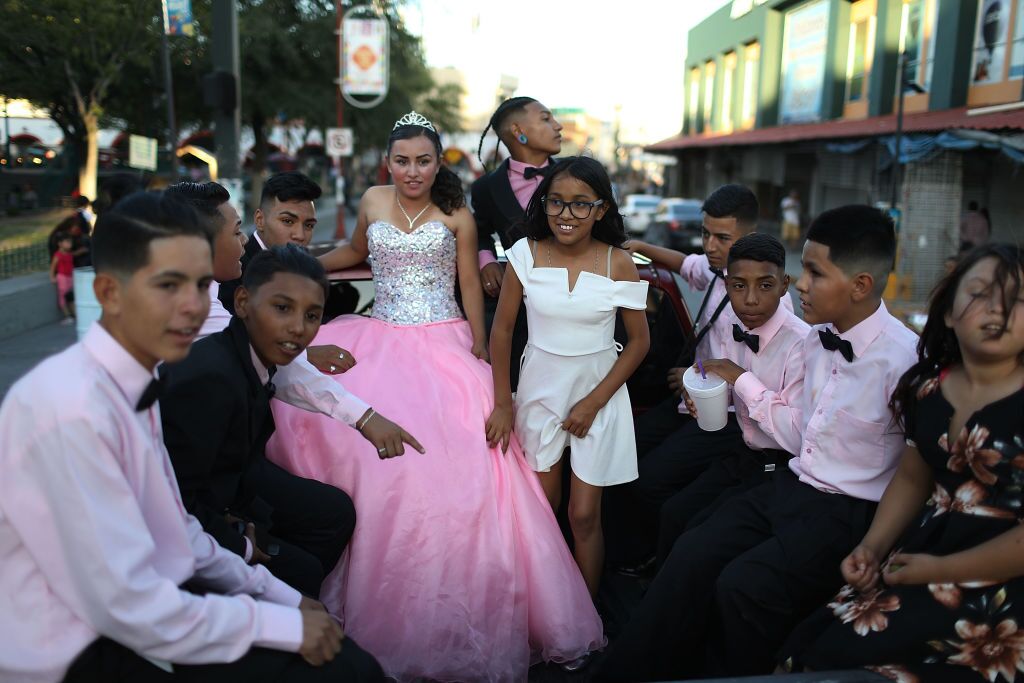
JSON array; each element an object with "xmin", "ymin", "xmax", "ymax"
[{"xmin": 697, "ymin": 360, "xmax": 707, "ymax": 380}]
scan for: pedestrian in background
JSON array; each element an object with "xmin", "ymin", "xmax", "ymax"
[
  {"xmin": 959, "ymin": 200, "xmax": 990, "ymax": 251},
  {"xmin": 780, "ymin": 188, "xmax": 801, "ymax": 248},
  {"xmin": 48, "ymin": 233, "xmax": 75, "ymax": 324}
]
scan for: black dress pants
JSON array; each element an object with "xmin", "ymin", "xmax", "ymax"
[
  {"xmin": 595, "ymin": 470, "xmax": 876, "ymax": 682},
  {"xmin": 604, "ymin": 394, "xmax": 743, "ymax": 566},
  {"xmin": 62, "ymin": 635, "xmax": 383, "ymax": 683},
  {"xmin": 246, "ymin": 459, "xmax": 356, "ymax": 598},
  {"xmin": 656, "ymin": 446, "xmax": 792, "ymax": 565}
]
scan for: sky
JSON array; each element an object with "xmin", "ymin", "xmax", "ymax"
[{"xmin": 403, "ymin": 0, "xmax": 728, "ymax": 145}]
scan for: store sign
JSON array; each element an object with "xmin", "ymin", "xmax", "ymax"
[
  {"xmin": 128, "ymin": 135, "xmax": 157, "ymax": 171},
  {"xmin": 342, "ymin": 18, "xmax": 387, "ymax": 96},
  {"xmin": 779, "ymin": 0, "xmax": 831, "ymax": 124}
]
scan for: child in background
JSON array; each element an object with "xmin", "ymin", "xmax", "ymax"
[{"xmin": 49, "ymin": 233, "xmax": 75, "ymax": 324}]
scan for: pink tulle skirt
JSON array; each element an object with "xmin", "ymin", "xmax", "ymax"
[{"xmin": 267, "ymin": 315, "xmax": 605, "ymax": 682}]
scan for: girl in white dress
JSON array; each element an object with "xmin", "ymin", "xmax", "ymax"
[{"xmin": 488, "ymin": 156, "xmax": 650, "ymax": 595}]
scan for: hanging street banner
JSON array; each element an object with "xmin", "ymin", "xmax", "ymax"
[
  {"xmin": 779, "ymin": 0, "xmax": 830, "ymax": 124},
  {"xmin": 342, "ymin": 18, "xmax": 387, "ymax": 97},
  {"xmin": 162, "ymin": 0, "xmax": 194, "ymax": 36}
]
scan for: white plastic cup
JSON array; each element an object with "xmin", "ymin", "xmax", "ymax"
[{"xmin": 682, "ymin": 366, "xmax": 729, "ymax": 431}]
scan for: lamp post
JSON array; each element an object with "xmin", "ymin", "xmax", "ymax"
[{"xmin": 889, "ymin": 51, "xmax": 926, "ymax": 209}]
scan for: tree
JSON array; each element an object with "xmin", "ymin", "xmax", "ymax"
[{"xmin": 0, "ymin": 0, "xmax": 161, "ymax": 200}]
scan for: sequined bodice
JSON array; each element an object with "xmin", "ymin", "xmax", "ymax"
[{"xmin": 367, "ymin": 220, "xmax": 463, "ymax": 325}]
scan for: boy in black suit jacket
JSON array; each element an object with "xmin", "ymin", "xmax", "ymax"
[
  {"xmin": 470, "ymin": 97, "xmax": 562, "ymax": 387},
  {"xmin": 162, "ymin": 244, "xmax": 355, "ymax": 598}
]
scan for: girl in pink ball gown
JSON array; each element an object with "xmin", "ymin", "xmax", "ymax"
[{"xmin": 265, "ymin": 112, "xmax": 605, "ymax": 682}]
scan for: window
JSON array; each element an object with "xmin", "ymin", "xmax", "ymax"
[
  {"xmin": 1011, "ymin": 0, "xmax": 1024, "ymax": 79},
  {"xmin": 900, "ymin": 0, "xmax": 939, "ymax": 91},
  {"xmin": 846, "ymin": 1, "xmax": 877, "ymax": 103},
  {"xmin": 741, "ymin": 42, "xmax": 761, "ymax": 129},
  {"xmin": 688, "ymin": 68, "xmax": 700, "ymax": 132},
  {"xmin": 721, "ymin": 52, "xmax": 737, "ymax": 132},
  {"xmin": 703, "ymin": 60, "xmax": 716, "ymax": 131},
  {"xmin": 971, "ymin": 0, "xmax": 1020, "ymax": 83}
]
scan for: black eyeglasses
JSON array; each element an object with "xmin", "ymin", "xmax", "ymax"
[{"xmin": 541, "ymin": 196, "xmax": 605, "ymax": 219}]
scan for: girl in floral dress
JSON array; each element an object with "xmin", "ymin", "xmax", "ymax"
[{"xmin": 781, "ymin": 243, "xmax": 1024, "ymax": 682}]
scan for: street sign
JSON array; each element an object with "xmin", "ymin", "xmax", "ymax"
[
  {"xmin": 128, "ymin": 134, "xmax": 158, "ymax": 171},
  {"xmin": 326, "ymin": 127, "xmax": 354, "ymax": 157}
]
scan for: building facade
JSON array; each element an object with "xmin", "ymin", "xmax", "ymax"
[{"xmin": 653, "ymin": 0, "xmax": 1024, "ymax": 303}]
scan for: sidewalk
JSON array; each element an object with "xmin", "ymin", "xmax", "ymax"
[{"xmin": 0, "ymin": 320, "xmax": 76, "ymax": 400}]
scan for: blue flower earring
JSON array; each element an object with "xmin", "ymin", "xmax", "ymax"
[{"xmin": 517, "ymin": 133, "xmax": 528, "ymax": 144}]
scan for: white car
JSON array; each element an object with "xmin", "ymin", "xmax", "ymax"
[{"xmin": 621, "ymin": 194, "xmax": 662, "ymax": 235}]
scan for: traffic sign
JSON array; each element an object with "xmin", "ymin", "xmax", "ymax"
[{"xmin": 326, "ymin": 127, "xmax": 353, "ymax": 157}]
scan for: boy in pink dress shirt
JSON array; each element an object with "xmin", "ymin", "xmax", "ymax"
[
  {"xmin": 607, "ymin": 184, "xmax": 794, "ymax": 574},
  {"xmin": 596, "ymin": 205, "xmax": 918, "ymax": 681},
  {"xmin": 655, "ymin": 232, "xmax": 808, "ymax": 564},
  {"xmin": 0, "ymin": 191, "xmax": 382, "ymax": 683}
]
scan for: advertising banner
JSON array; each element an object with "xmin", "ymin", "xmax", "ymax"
[
  {"xmin": 343, "ymin": 18, "xmax": 387, "ymax": 96},
  {"xmin": 779, "ymin": 0, "xmax": 831, "ymax": 124},
  {"xmin": 163, "ymin": 0, "xmax": 194, "ymax": 37}
]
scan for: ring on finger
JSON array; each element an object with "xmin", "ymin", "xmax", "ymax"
[
  {"xmin": 377, "ymin": 446, "xmax": 387, "ymax": 454},
  {"xmin": 329, "ymin": 365, "xmax": 337, "ymax": 372}
]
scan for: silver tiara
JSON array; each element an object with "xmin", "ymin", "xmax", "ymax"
[{"xmin": 393, "ymin": 111, "xmax": 436, "ymax": 132}]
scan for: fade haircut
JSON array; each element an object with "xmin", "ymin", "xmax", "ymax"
[
  {"xmin": 92, "ymin": 191, "xmax": 211, "ymax": 278},
  {"xmin": 260, "ymin": 171, "xmax": 322, "ymax": 208},
  {"xmin": 243, "ymin": 243, "xmax": 329, "ymax": 299},
  {"xmin": 702, "ymin": 184, "xmax": 759, "ymax": 228},
  {"xmin": 806, "ymin": 204, "xmax": 896, "ymax": 294},
  {"xmin": 728, "ymin": 232, "xmax": 786, "ymax": 270},
  {"xmin": 165, "ymin": 181, "xmax": 230, "ymax": 232}
]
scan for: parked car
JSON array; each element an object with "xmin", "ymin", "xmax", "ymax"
[
  {"xmin": 315, "ymin": 246, "xmax": 696, "ymax": 416},
  {"xmin": 621, "ymin": 194, "xmax": 662, "ymax": 235},
  {"xmin": 645, "ymin": 198, "xmax": 704, "ymax": 252}
]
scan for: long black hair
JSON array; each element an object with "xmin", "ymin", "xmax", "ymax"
[
  {"xmin": 519, "ymin": 156, "xmax": 627, "ymax": 248},
  {"xmin": 890, "ymin": 243, "xmax": 1024, "ymax": 434},
  {"xmin": 476, "ymin": 96, "xmax": 537, "ymax": 168},
  {"xmin": 387, "ymin": 124, "xmax": 465, "ymax": 215}
]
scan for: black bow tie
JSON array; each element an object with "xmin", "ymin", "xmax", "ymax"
[
  {"xmin": 819, "ymin": 328, "xmax": 854, "ymax": 362},
  {"xmin": 732, "ymin": 324, "xmax": 760, "ymax": 353},
  {"xmin": 522, "ymin": 165, "xmax": 551, "ymax": 180},
  {"xmin": 136, "ymin": 376, "xmax": 167, "ymax": 411}
]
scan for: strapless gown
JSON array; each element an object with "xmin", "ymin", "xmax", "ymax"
[{"xmin": 266, "ymin": 220, "xmax": 605, "ymax": 682}]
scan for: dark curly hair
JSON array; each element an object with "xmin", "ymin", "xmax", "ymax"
[
  {"xmin": 890, "ymin": 242, "xmax": 1024, "ymax": 435},
  {"xmin": 387, "ymin": 124, "xmax": 465, "ymax": 216},
  {"xmin": 477, "ymin": 96, "xmax": 537, "ymax": 169},
  {"xmin": 519, "ymin": 156, "xmax": 627, "ymax": 248}
]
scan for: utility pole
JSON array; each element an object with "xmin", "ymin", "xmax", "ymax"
[
  {"xmin": 210, "ymin": 0, "xmax": 242, "ymax": 214},
  {"xmin": 890, "ymin": 52, "xmax": 907, "ymax": 210},
  {"xmin": 159, "ymin": 0, "xmax": 179, "ymax": 182},
  {"xmin": 335, "ymin": 0, "xmax": 346, "ymax": 239}
]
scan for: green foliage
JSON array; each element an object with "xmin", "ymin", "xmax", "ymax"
[
  {"xmin": 0, "ymin": 0, "xmax": 459, "ymax": 174},
  {"xmin": 0, "ymin": 0, "xmax": 159, "ymax": 150}
]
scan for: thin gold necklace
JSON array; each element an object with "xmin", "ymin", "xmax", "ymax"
[
  {"xmin": 395, "ymin": 192, "xmax": 431, "ymax": 232},
  {"xmin": 547, "ymin": 243, "xmax": 600, "ymax": 273}
]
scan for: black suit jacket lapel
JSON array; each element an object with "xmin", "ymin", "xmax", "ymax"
[
  {"xmin": 491, "ymin": 160, "xmax": 525, "ymax": 241},
  {"xmin": 226, "ymin": 317, "xmax": 274, "ymax": 451}
]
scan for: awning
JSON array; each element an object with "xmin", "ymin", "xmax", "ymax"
[{"xmin": 647, "ymin": 105, "xmax": 1024, "ymax": 152}]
